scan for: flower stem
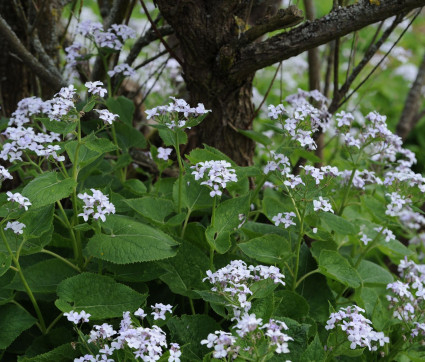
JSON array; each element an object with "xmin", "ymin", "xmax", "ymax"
[
  {"xmin": 0, "ymin": 228, "xmax": 46, "ymax": 334},
  {"xmin": 337, "ymin": 168, "xmax": 356, "ymax": 215},
  {"xmin": 292, "ymin": 208, "xmax": 306, "ymax": 291},
  {"xmin": 175, "ymin": 132, "xmax": 184, "ymax": 214},
  {"xmin": 41, "ymin": 249, "xmax": 81, "ymax": 272}
]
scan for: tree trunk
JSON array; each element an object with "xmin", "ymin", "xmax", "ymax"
[
  {"xmin": 155, "ymin": 1, "xmax": 260, "ymax": 165},
  {"xmin": 0, "ymin": 1, "xmax": 64, "ymax": 116}
]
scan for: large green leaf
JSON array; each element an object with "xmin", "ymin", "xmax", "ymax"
[
  {"xmin": 65, "ymin": 135, "xmax": 118, "ymax": 168},
  {"xmin": 321, "ymin": 213, "xmax": 358, "ymax": 235},
  {"xmin": 0, "ymin": 304, "xmax": 36, "ymax": 349},
  {"xmin": 20, "ymin": 204, "xmax": 54, "ymax": 240},
  {"xmin": 158, "ymin": 241, "xmax": 210, "ymax": 298},
  {"xmin": 9, "ymin": 258, "xmax": 78, "ymax": 293},
  {"xmin": 238, "ymin": 234, "xmax": 291, "ymax": 264},
  {"xmin": 301, "ymin": 334, "xmax": 326, "ymax": 362},
  {"xmin": 0, "ymin": 252, "xmax": 11, "ymax": 277},
  {"xmin": 55, "ymin": 272, "xmax": 146, "ymax": 319},
  {"xmin": 205, "ymin": 194, "xmax": 250, "ymax": 254},
  {"xmin": 167, "ymin": 315, "xmax": 221, "ymax": 359},
  {"xmin": 125, "ymin": 197, "xmax": 175, "ymax": 225},
  {"xmin": 85, "ymin": 215, "xmax": 179, "ymax": 263},
  {"xmin": 22, "ymin": 172, "xmax": 76, "ymax": 207},
  {"xmin": 318, "ymin": 250, "xmax": 361, "ymax": 288},
  {"xmin": 357, "ymin": 260, "xmax": 393, "ymax": 286},
  {"xmin": 2, "ymin": 226, "xmax": 53, "ymax": 256},
  {"xmin": 18, "ymin": 343, "xmax": 80, "ymax": 362},
  {"xmin": 39, "ymin": 118, "xmax": 77, "ymax": 135},
  {"xmin": 114, "ymin": 122, "xmax": 146, "ymax": 150},
  {"xmin": 106, "ymin": 96, "xmax": 135, "ymax": 126},
  {"xmin": 174, "ymin": 174, "xmax": 213, "ymax": 211},
  {"xmin": 273, "ymin": 290, "xmax": 310, "ymax": 321}
]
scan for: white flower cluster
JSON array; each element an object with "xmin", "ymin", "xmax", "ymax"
[
  {"xmin": 325, "ymin": 305, "xmax": 389, "ymax": 351},
  {"xmin": 191, "ymin": 160, "xmax": 238, "ymax": 197},
  {"xmin": 268, "ymin": 89, "xmax": 330, "ymax": 150},
  {"xmin": 95, "ymin": 109, "xmax": 118, "ymax": 125},
  {"xmin": 313, "ymin": 196, "xmax": 334, "ymax": 213},
  {"xmin": 201, "ymin": 261, "xmax": 291, "ymax": 359},
  {"xmin": 77, "ymin": 189, "xmax": 116, "ymax": 222},
  {"xmin": 107, "ymin": 63, "xmax": 136, "ymax": 78},
  {"xmin": 4, "ymin": 221, "xmax": 26, "ymax": 235},
  {"xmin": 76, "ymin": 21, "xmax": 136, "ymax": 51},
  {"xmin": 386, "ymin": 258, "xmax": 425, "ymax": 337},
  {"xmin": 6, "ymin": 192, "xmax": 31, "ymax": 210},
  {"xmin": 85, "ymin": 81, "xmax": 107, "ymax": 98},
  {"xmin": 145, "ymin": 97, "xmax": 210, "ymax": 129},
  {"xmin": 0, "ymin": 165, "xmax": 13, "ymax": 181},
  {"xmin": 203, "ymin": 260, "xmax": 285, "ymax": 313},
  {"xmin": 340, "ymin": 169, "xmax": 383, "ymax": 190},
  {"xmin": 70, "ymin": 307, "xmax": 180, "ymax": 362},
  {"xmin": 272, "ymin": 212, "xmax": 296, "ymax": 228},
  {"xmin": 64, "ymin": 310, "xmax": 91, "ymax": 324},
  {"xmin": 0, "ymin": 86, "xmax": 80, "ymax": 163},
  {"xmin": 263, "ymin": 152, "xmax": 290, "ymax": 174},
  {"xmin": 385, "ymin": 192, "xmax": 425, "ymax": 232},
  {"xmin": 157, "ymin": 147, "xmax": 172, "ymax": 161}
]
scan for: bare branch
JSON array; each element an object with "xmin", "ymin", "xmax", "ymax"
[
  {"xmin": 397, "ymin": 52, "xmax": 425, "ymax": 140},
  {"xmin": 242, "ymin": 6, "xmax": 303, "ymax": 44},
  {"xmin": 328, "ymin": 13, "xmax": 403, "ymax": 113},
  {"xmin": 0, "ymin": 14, "xmax": 65, "ymax": 90},
  {"xmin": 125, "ymin": 25, "xmax": 173, "ymax": 66},
  {"xmin": 231, "ymin": 0, "xmax": 425, "ymax": 79}
]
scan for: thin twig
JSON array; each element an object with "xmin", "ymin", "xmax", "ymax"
[
  {"xmin": 139, "ymin": 0, "xmax": 183, "ymax": 66},
  {"xmin": 339, "ymin": 9, "xmax": 420, "ymax": 110},
  {"xmin": 251, "ymin": 62, "xmax": 281, "ymax": 121},
  {"xmin": 134, "ymin": 49, "xmax": 169, "ymax": 70}
]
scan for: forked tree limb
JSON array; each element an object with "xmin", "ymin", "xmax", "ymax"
[
  {"xmin": 231, "ymin": 0, "xmax": 425, "ymax": 79},
  {"xmin": 0, "ymin": 14, "xmax": 65, "ymax": 90}
]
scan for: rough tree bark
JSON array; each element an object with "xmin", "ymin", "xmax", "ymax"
[
  {"xmin": 156, "ymin": 0, "xmax": 425, "ymax": 165},
  {"xmin": 0, "ymin": 1, "xmax": 66, "ymax": 115}
]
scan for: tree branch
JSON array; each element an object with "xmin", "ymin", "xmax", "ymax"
[
  {"xmin": 328, "ymin": 13, "xmax": 403, "ymax": 113},
  {"xmin": 231, "ymin": 0, "xmax": 425, "ymax": 79},
  {"xmin": 0, "ymin": 14, "xmax": 65, "ymax": 90},
  {"xmin": 242, "ymin": 5, "xmax": 303, "ymax": 44},
  {"xmin": 397, "ymin": 52, "xmax": 425, "ymax": 140},
  {"xmin": 125, "ymin": 25, "xmax": 173, "ymax": 66}
]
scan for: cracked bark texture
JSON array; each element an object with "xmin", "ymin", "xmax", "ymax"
[
  {"xmin": 155, "ymin": 0, "xmax": 425, "ymax": 165},
  {"xmin": 0, "ymin": 0, "xmax": 66, "ymax": 115}
]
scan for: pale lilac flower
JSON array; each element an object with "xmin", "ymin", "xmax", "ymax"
[
  {"xmin": 85, "ymin": 81, "xmax": 107, "ymax": 97},
  {"xmin": 313, "ymin": 196, "xmax": 334, "ymax": 213},
  {"xmin": 134, "ymin": 308, "xmax": 147, "ymax": 319},
  {"xmin": 6, "ymin": 192, "xmax": 31, "ymax": 210},
  {"xmin": 95, "ymin": 109, "xmax": 118, "ymax": 125},
  {"xmin": 78, "ymin": 189, "xmax": 115, "ymax": 222},
  {"xmin": 325, "ymin": 305, "xmax": 389, "ymax": 351},
  {"xmin": 0, "ymin": 166, "xmax": 12, "ymax": 181},
  {"xmin": 201, "ymin": 331, "xmax": 237, "ymax": 359},
  {"xmin": 4, "ymin": 221, "xmax": 25, "ymax": 235},
  {"xmin": 191, "ymin": 160, "xmax": 237, "ymax": 198},
  {"xmin": 64, "ymin": 310, "xmax": 91, "ymax": 324},
  {"xmin": 169, "ymin": 343, "xmax": 181, "ymax": 362},
  {"xmin": 157, "ymin": 147, "xmax": 172, "ymax": 161},
  {"xmin": 272, "ymin": 212, "xmax": 296, "ymax": 228},
  {"xmin": 151, "ymin": 303, "xmax": 173, "ymax": 320},
  {"xmin": 107, "ymin": 64, "xmax": 136, "ymax": 78},
  {"xmin": 283, "ymin": 174, "xmax": 304, "ymax": 189}
]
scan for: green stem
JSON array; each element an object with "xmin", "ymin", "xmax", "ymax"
[
  {"xmin": 0, "ymin": 228, "xmax": 46, "ymax": 334},
  {"xmin": 175, "ymin": 132, "xmax": 184, "ymax": 214},
  {"xmin": 41, "ymin": 249, "xmax": 81, "ymax": 272},
  {"xmin": 354, "ymin": 227, "xmax": 385, "ymax": 268},
  {"xmin": 46, "ymin": 313, "xmax": 64, "ymax": 334},
  {"xmin": 180, "ymin": 209, "xmax": 192, "ymax": 238},
  {"xmin": 110, "ymin": 123, "xmax": 125, "ymax": 182},
  {"xmin": 71, "ymin": 119, "xmax": 83, "ymax": 267},
  {"xmin": 295, "ymin": 268, "xmax": 319, "ymax": 289},
  {"xmin": 188, "ymin": 298, "xmax": 196, "ymax": 315},
  {"xmin": 337, "ymin": 168, "xmax": 356, "ymax": 215},
  {"xmin": 56, "ymin": 201, "xmax": 79, "ymax": 263},
  {"xmin": 250, "ymin": 174, "xmax": 267, "ymax": 203},
  {"xmin": 292, "ymin": 208, "xmax": 306, "ymax": 291}
]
